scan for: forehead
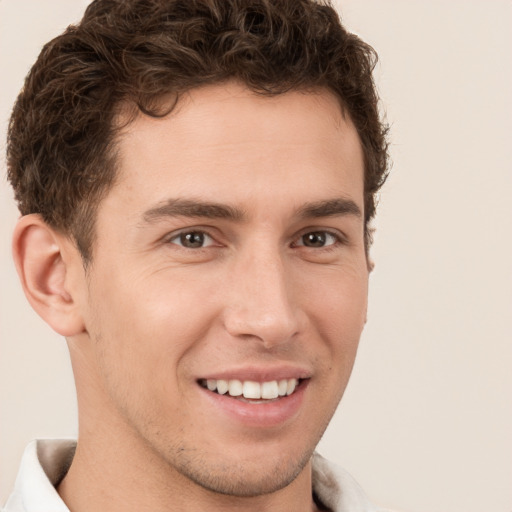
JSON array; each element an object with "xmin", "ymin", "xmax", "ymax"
[{"xmin": 107, "ymin": 82, "xmax": 364, "ymax": 219}]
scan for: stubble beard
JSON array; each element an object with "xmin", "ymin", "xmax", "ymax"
[{"xmin": 167, "ymin": 445, "xmax": 315, "ymax": 498}]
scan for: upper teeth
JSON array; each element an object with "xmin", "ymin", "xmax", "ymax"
[{"xmin": 204, "ymin": 378, "xmax": 298, "ymax": 399}]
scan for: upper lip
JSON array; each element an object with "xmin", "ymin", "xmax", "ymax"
[{"xmin": 198, "ymin": 365, "xmax": 312, "ymax": 382}]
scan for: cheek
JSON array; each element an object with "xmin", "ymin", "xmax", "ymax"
[
  {"xmin": 300, "ymin": 265, "xmax": 368, "ymax": 337},
  {"xmin": 300, "ymin": 266, "xmax": 368, "ymax": 400},
  {"xmin": 82, "ymin": 271, "xmax": 220, "ymax": 429},
  {"xmin": 85, "ymin": 267, "xmax": 221, "ymax": 380}
]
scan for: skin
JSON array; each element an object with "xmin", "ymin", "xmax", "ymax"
[{"xmin": 14, "ymin": 82, "xmax": 368, "ymax": 512}]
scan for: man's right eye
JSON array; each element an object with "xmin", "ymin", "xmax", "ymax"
[{"xmin": 168, "ymin": 231, "xmax": 215, "ymax": 249}]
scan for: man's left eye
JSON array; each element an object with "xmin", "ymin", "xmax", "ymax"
[
  {"xmin": 296, "ymin": 231, "xmax": 338, "ymax": 248},
  {"xmin": 169, "ymin": 231, "xmax": 215, "ymax": 249}
]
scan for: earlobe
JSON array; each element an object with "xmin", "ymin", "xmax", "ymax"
[
  {"xmin": 367, "ymin": 256, "xmax": 375, "ymax": 273},
  {"xmin": 12, "ymin": 214, "xmax": 86, "ymax": 337}
]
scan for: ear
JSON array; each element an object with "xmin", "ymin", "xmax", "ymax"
[{"xmin": 12, "ymin": 214, "xmax": 86, "ymax": 337}]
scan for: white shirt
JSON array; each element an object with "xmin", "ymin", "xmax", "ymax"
[{"xmin": 3, "ymin": 440, "xmax": 389, "ymax": 512}]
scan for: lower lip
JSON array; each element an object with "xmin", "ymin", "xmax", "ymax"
[{"xmin": 198, "ymin": 381, "xmax": 308, "ymax": 428}]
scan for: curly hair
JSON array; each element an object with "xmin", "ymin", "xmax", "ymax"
[{"xmin": 7, "ymin": 0, "xmax": 389, "ymax": 262}]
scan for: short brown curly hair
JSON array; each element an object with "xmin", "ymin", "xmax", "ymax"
[{"xmin": 7, "ymin": 0, "xmax": 388, "ymax": 262}]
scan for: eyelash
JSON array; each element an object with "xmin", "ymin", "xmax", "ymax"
[
  {"xmin": 292, "ymin": 230, "xmax": 345, "ymax": 250},
  {"xmin": 166, "ymin": 230, "xmax": 218, "ymax": 249},
  {"xmin": 165, "ymin": 228, "xmax": 347, "ymax": 251}
]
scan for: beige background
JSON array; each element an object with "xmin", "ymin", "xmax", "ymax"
[{"xmin": 1, "ymin": 1, "xmax": 511, "ymax": 511}]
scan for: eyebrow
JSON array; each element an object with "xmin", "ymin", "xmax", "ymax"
[
  {"xmin": 142, "ymin": 196, "xmax": 362, "ymax": 225},
  {"xmin": 143, "ymin": 199, "xmax": 246, "ymax": 223},
  {"xmin": 297, "ymin": 198, "xmax": 362, "ymax": 219}
]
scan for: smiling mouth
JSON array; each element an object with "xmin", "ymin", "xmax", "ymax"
[{"xmin": 198, "ymin": 378, "xmax": 302, "ymax": 402}]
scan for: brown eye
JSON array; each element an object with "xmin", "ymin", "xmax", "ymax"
[
  {"xmin": 298, "ymin": 231, "xmax": 337, "ymax": 248},
  {"xmin": 170, "ymin": 231, "xmax": 214, "ymax": 248}
]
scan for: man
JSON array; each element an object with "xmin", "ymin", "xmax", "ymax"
[{"xmin": 3, "ymin": 0, "xmax": 389, "ymax": 510}]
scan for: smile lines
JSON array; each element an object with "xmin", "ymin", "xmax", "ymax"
[{"xmin": 199, "ymin": 378, "xmax": 299, "ymax": 400}]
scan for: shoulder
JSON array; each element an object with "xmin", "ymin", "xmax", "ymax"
[
  {"xmin": 2, "ymin": 440, "xmax": 75, "ymax": 512},
  {"xmin": 312, "ymin": 452, "xmax": 399, "ymax": 512}
]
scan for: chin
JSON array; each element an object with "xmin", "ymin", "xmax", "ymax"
[{"xmin": 165, "ymin": 444, "xmax": 314, "ymax": 498}]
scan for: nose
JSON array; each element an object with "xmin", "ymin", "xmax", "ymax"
[{"xmin": 222, "ymin": 249, "xmax": 302, "ymax": 348}]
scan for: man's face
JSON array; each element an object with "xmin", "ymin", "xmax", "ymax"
[{"xmin": 71, "ymin": 82, "xmax": 368, "ymax": 496}]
